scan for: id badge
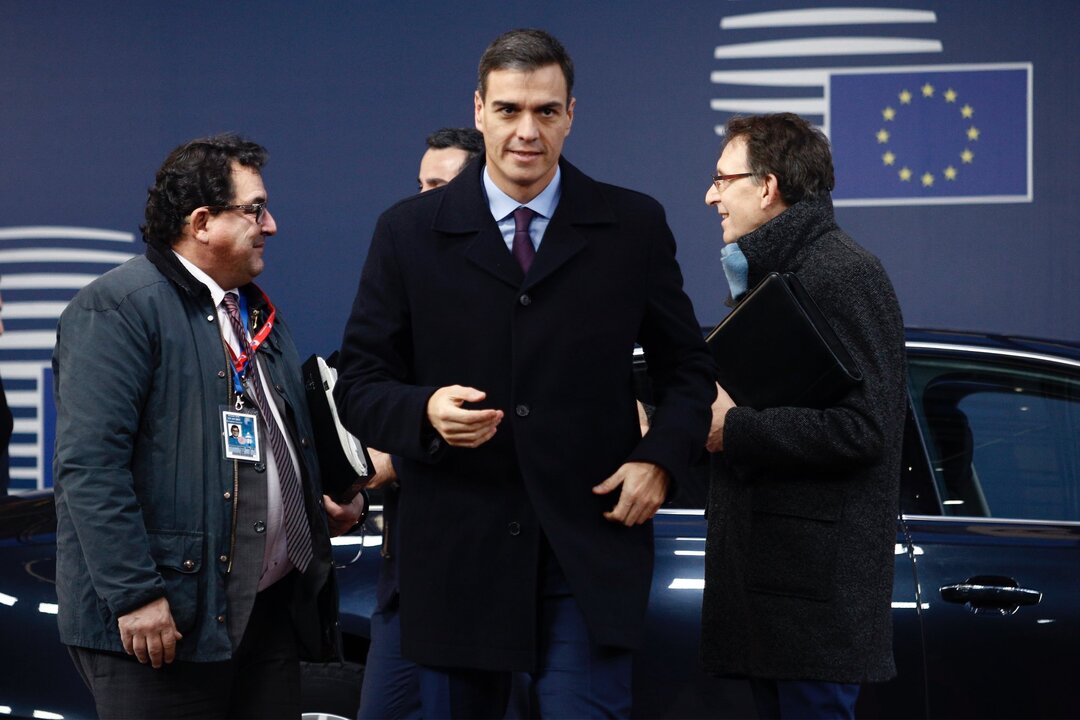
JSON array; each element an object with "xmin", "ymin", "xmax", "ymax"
[{"xmin": 222, "ymin": 408, "xmax": 261, "ymax": 462}]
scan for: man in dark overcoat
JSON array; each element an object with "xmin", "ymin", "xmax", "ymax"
[
  {"xmin": 703, "ymin": 113, "xmax": 907, "ymax": 719},
  {"xmin": 334, "ymin": 28, "xmax": 714, "ymax": 718}
]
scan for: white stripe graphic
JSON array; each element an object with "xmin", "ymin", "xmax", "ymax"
[
  {"xmin": 0, "ymin": 302, "xmax": 70, "ymax": 319},
  {"xmin": 721, "ymin": 8, "xmax": 937, "ymax": 29},
  {"xmin": 710, "ymin": 98, "xmax": 826, "ymax": 115},
  {"xmin": 0, "ymin": 248, "xmax": 135, "ymax": 264},
  {"xmin": 714, "ymin": 37, "xmax": 943, "ymax": 60},
  {"xmin": 0, "ymin": 331, "xmax": 59, "ymax": 349},
  {"xmin": 1, "ymin": 274, "xmax": 99, "ymax": 290},
  {"xmin": 711, "ymin": 69, "xmax": 830, "ymax": 87},
  {"xmin": 0, "ymin": 226, "xmax": 135, "ymax": 242}
]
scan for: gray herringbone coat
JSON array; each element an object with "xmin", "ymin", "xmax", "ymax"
[{"xmin": 702, "ymin": 196, "xmax": 906, "ymax": 683}]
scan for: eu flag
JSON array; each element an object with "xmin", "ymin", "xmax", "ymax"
[{"xmin": 829, "ymin": 64, "xmax": 1031, "ymax": 206}]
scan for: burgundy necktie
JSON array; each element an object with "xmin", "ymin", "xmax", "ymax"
[
  {"xmin": 512, "ymin": 206, "xmax": 537, "ymax": 274},
  {"xmin": 221, "ymin": 292, "xmax": 313, "ymax": 574}
]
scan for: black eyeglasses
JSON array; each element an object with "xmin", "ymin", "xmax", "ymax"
[
  {"xmin": 208, "ymin": 202, "xmax": 268, "ymax": 224},
  {"xmin": 711, "ymin": 172, "xmax": 753, "ymax": 191}
]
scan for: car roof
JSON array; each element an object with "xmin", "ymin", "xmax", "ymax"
[{"xmin": 905, "ymin": 327, "xmax": 1080, "ymax": 368}]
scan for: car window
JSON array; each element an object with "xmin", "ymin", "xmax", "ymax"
[{"xmin": 908, "ymin": 354, "xmax": 1080, "ymax": 522}]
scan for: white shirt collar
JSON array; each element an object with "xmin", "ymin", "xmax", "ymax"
[{"xmin": 173, "ymin": 251, "xmax": 237, "ymax": 306}]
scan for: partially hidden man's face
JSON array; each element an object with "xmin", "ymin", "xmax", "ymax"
[
  {"xmin": 418, "ymin": 147, "xmax": 471, "ymax": 193},
  {"xmin": 475, "ymin": 64, "xmax": 574, "ymax": 204},
  {"xmin": 705, "ymin": 136, "xmax": 771, "ymax": 245},
  {"xmin": 204, "ymin": 163, "xmax": 277, "ymax": 289}
]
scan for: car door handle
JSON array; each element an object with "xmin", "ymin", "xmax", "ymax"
[{"xmin": 940, "ymin": 575, "xmax": 1042, "ymax": 614}]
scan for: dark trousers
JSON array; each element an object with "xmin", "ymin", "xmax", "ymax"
[
  {"xmin": 357, "ymin": 599, "xmax": 422, "ymax": 719},
  {"xmin": 749, "ymin": 678, "xmax": 861, "ymax": 720},
  {"xmin": 417, "ymin": 545, "xmax": 632, "ymax": 719},
  {"xmin": 69, "ymin": 575, "xmax": 300, "ymax": 719}
]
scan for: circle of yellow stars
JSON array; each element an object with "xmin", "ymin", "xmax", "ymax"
[{"xmin": 875, "ymin": 82, "xmax": 978, "ymax": 187}]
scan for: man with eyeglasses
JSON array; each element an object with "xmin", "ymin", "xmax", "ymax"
[
  {"xmin": 701, "ymin": 113, "xmax": 906, "ymax": 719},
  {"xmin": 52, "ymin": 133, "xmax": 364, "ymax": 718}
]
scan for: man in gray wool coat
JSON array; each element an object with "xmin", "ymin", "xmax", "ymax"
[{"xmin": 702, "ymin": 112, "xmax": 907, "ymax": 720}]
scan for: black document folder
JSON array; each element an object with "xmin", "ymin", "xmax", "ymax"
[
  {"xmin": 302, "ymin": 353, "xmax": 373, "ymax": 502},
  {"xmin": 705, "ymin": 272, "xmax": 862, "ymax": 410}
]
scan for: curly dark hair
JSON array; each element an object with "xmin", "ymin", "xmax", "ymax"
[
  {"xmin": 724, "ymin": 113, "xmax": 835, "ymax": 206},
  {"xmin": 477, "ymin": 28, "xmax": 574, "ymax": 103},
  {"xmin": 140, "ymin": 134, "xmax": 268, "ymax": 248}
]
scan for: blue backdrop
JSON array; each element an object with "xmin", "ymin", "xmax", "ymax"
[{"xmin": 2, "ymin": 0, "xmax": 1077, "ymax": 489}]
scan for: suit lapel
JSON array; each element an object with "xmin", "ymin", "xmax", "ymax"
[
  {"xmin": 431, "ymin": 156, "xmax": 616, "ymax": 290},
  {"xmin": 525, "ymin": 159, "xmax": 615, "ymax": 289},
  {"xmin": 433, "ymin": 158, "xmax": 524, "ymax": 289}
]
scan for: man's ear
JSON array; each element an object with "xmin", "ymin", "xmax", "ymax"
[
  {"xmin": 188, "ymin": 207, "xmax": 212, "ymax": 242},
  {"xmin": 474, "ymin": 90, "xmax": 485, "ymax": 133},
  {"xmin": 759, "ymin": 173, "xmax": 784, "ymax": 211}
]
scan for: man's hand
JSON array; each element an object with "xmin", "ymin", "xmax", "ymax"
[
  {"xmin": 706, "ymin": 382, "xmax": 736, "ymax": 453},
  {"xmin": 323, "ymin": 491, "xmax": 366, "ymax": 536},
  {"xmin": 118, "ymin": 596, "xmax": 182, "ymax": 669},
  {"xmin": 426, "ymin": 385, "xmax": 504, "ymax": 448},
  {"xmin": 592, "ymin": 461, "xmax": 670, "ymax": 526}
]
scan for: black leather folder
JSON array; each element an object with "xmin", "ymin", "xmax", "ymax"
[
  {"xmin": 705, "ymin": 272, "xmax": 862, "ymax": 410},
  {"xmin": 302, "ymin": 352, "xmax": 373, "ymax": 502}
]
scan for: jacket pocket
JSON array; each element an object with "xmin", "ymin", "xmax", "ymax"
[
  {"xmin": 147, "ymin": 530, "xmax": 204, "ymax": 633},
  {"xmin": 746, "ymin": 479, "xmax": 844, "ymax": 601}
]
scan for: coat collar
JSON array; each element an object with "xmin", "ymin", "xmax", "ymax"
[
  {"xmin": 433, "ymin": 155, "xmax": 616, "ymax": 289},
  {"xmin": 145, "ymin": 242, "xmax": 272, "ymax": 318},
  {"xmin": 739, "ymin": 194, "xmax": 839, "ymax": 290}
]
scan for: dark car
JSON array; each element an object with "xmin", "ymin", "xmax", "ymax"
[{"xmin": 2, "ymin": 329, "xmax": 1078, "ymax": 719}]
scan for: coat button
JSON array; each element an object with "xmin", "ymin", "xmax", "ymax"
[
  {"xmin": 219, "ymin": 555, "xmax": 228, "ymax": 563},
  {"xmin": 508, "ymin": 522, "xmax": 521, "ymax": 536},
  {"xmin": 254, "ymin": 462, "xmax": 266, "ymax": 473},
  {"xmin": 301, "ymin": 437, "xmax": 310, "ymax": 448},
  {"xmin": 515, "ymin": 404, "xmax": 530, "ymax": 417},
  {"xmin": 207, "ymin": 315, "xmax": 215, "ymax": 322},
  {"xmin": 254, "ymin": 520, "xmax": 266, "ymax": 533},
  {"xmin": 217, "ymin": 370, "xmax": 227, "ymax": 378},
  {"xmin": 223, "ymin": 491, "xmax": 232, "ymax": 501},
  {"xmin": 182, "ymin": 559, "xmax": 195, "ymax": 571},
  {"xmin": 217, "ymin": 615, "xmax": 225, "ymax": 623},
  {"xmin": 519, "ymin": 294, "xmax": 531, "ymax": 306},
  {"xmin": 428, "ymin": 437, "xmax": 442, "ymax": 454}
]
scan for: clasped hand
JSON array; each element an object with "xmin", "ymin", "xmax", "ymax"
[{"xmin": 427, "ymin": 385, "xmax": 504, "ymax": 448}]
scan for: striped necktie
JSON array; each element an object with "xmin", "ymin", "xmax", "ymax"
[{"xmin": 222, "ymin": 292, "xmax": 313, "ymax": 574}]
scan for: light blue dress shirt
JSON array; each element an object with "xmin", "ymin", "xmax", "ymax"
[{"xmin": 483, "ymin": 165, "xmax": 562, "ymax": 253}]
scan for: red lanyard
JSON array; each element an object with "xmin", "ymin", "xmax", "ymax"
[{"xmin": 225, "ymin": 289, "xmax": 277, "ymax": 379}]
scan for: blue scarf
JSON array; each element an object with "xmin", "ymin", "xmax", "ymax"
[{"xmin": 720, "ymin": 242, "xmax": 749, "ymax": 301}]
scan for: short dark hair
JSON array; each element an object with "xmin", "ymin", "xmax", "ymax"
[
  {"xmin": 141, "ymin": 133, "xmax": 268, "ymax": 248},
  {"xmin": 724, "ymin": 113, "xmax": 835, "ymax": 206},
  {"xmin": 477, "ymin": 28, "xmax": 574, "ymax": 102},
  {"xmin": 426, "ymin": 127, "xmax": 484, "ymax": 161}
]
